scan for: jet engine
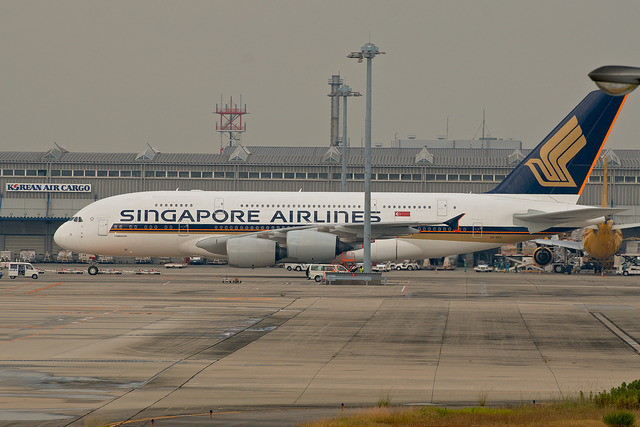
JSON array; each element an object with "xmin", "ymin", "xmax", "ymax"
[
  {"xmin": 286, "ymin": 230, "xmax": 352, "ymax": 263},
  {"xmin": 226, "ymin": 236, "xmax": 287, "ymax": 268},
  {"xmin": 533, "ymin": 246, "xmax": 554, "ymax": 267}
]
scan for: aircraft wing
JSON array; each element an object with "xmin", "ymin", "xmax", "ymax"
[
  {"xmin": 196, "ymin": 213, "xmax": 466, "ymax": 254},
  {"xmin": 513, "ymin": 207, "xmax": 626, "ymax": 233},
  {"xmin": 533, "ymin": 238, "xmax": 584, "ymax": 251}
]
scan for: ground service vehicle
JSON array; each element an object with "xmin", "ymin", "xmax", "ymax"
[
  {"xmin": 8, "ymin": 262, "xmax": 40, "ymax": 279},
  {"xmin": 306, "ymin": 264, "xmax": 349, "ymax": 282}
]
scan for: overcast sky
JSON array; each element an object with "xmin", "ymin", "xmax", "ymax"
[{"xmin": 2, "ymin": 0, "xmax": 639, "ymax": 154}]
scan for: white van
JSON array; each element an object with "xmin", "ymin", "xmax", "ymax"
[
  {"xmin": 306, "ymin": 264, "xmax": 349, "ymax": 282},
  {"xmin": 8, "ymin": 262, "xmax": 40, "ymax": 279}
]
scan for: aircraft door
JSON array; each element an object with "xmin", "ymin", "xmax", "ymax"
[
  {"xmin": 437, "ymin": 199, "xmax": 447, "ymax": 216},
  {"xmin": 472, "ymin": 221, "xmax": 483, "ymax": 238},
  {"xmin": 214, "ymin": 198, "xmax": 224, "ymax": 210},
  {"xmin": 178, "ymin": 221, "xmax": 189, "ymax": 236},
  {"xmin": 98, "ymin": 219, "xmax": 109, "ymax": 236}
]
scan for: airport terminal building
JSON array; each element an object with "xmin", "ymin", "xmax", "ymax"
[{"xmin": 2, "ymin": 142, "xmax": 639, "ymax": 260}]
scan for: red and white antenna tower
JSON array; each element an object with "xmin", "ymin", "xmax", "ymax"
[{"xmin": 215, "ymin": 96, "xmax": 248, "ymax": 153}]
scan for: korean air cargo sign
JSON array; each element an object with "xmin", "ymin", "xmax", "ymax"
[{"xmin": 6, "ymin": 183, "xmax": 91, "ymax": 193}]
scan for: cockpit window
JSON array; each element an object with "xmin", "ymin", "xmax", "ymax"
[{"xmin": 72, "ymin": 216, "xmax": 84, "ymax": 223}]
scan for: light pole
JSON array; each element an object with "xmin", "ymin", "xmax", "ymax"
[
  {"xmin": 348, "ymin": 42, "xmax": 385, "ymax": 273},
  {"xmin": 338, "ymin": 85, "xmax": 362, "ymax": 192},
  {"xmin": 589, "ymin": 65, "xmax": 640, "ymax": 95}
]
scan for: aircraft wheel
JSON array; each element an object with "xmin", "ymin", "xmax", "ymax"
[
  {"xmin": 88, "ymin": 265, "xmax": 99, "ymax": 276},
  {"xmin": 553, "ymin": 264, "xmax": 564, "ymax": 274}
]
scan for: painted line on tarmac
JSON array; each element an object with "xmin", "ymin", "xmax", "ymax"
[
  {"xmin": 217, "ymin": 297, "xmax": 274, "ymax": 300},
  {"xmin": 25, "ymin": 281, "xmax": 65, "ymax": 295},
  {"xmin": 591, "ymin": 312, "xmax": 640, "ymax": 355}
]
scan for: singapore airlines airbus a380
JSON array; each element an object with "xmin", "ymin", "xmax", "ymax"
[{"xmin": 55, "ymin": 90, "xmax": 628, "ymax": 273}]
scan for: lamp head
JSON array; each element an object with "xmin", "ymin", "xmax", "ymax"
[{"xmin": 589, "ymin": 65, "xmax": 640, "ymax": 96}]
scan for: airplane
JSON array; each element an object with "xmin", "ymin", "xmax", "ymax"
[
  {"xmin": 54, "ymin": 89, "xmax": 630, "ymax": 274},
  {"xmin": 531, "ymin": 156, "xmax": 640, "ymax": 270}
]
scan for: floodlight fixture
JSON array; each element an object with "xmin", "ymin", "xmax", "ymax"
[{"xmin": 589, "ymin": 65, "xmax": 640, "ymax": 96}]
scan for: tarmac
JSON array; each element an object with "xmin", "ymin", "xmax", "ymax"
[{"xmin": 0, "ymin": 264, "xmax": 638, "ymax": 427}]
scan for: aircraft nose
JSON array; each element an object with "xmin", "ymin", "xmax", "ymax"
[{"xmin": 53, "ymin": 222, "xmax": 73, "ymax": 249}]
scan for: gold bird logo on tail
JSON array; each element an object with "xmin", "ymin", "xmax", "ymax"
[{"xmin": 525, "ymin": 116, "xmax": 585, "ymax": 187}]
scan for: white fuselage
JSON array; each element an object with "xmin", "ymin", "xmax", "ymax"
[{"xmin": 54, "ymin": 190, "xmax": 596, "ymax": 263}]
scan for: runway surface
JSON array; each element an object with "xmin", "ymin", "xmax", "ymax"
[{"xmin": 0, "ymin": 265, "xmax": 638, "ymax": 426}]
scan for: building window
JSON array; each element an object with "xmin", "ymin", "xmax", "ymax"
[
  {"xmin": 436, "ymin": 174, "xmax": 446, "ymax": 181},
  {"xmin": 109, "ymin": 170, "xmax": 119, "ymax": 177},
  {"xmin": 214, "ymin": 171, "xmax": 224, "ymax": 178},
  {"xmin": 614, "ymin": 176, "xmax": 624, "ymax": 183},
  {"xmin": 272, "ymin": 172, "xmax": 283, "ymax": 179},
  {"xmin": 154, "ymin": 171, "xmax": 165, "ymax": 178},
  {"xmin": 401, "ymin": 173, "xmax": 411, "ymax": 181},
  {"xmin": 389, "ymin": 174, "xmax": 400, "ymax": 180},
  {"xmin": 132, "ymin": 170, "xmax": 141, "ymax": 178},
  {"xmin": 26, "ymin": 170, "xmax": 37, "ymax": 176},
  {"xmin": 471, "ymin": 174, "xmax": 482, "ymax": 181},
  {"xmin": 261, "ymin": 172, "xmax": 271, "ymax": 179},
  {"xmin": 59, "ymin": 170, "xmax": 71, "ymax": 177},
  {"xmin": 318, "ymin": 172, "xmax": 328, "ymax": 179},
  {"xmin": 332, "ymin": 173, "xmax": 341, "ymax": 180},
  {"xmin": 295, "ymin": 172, "xmax": 306, "ymax": 179},
  {"xmin": 354, "ymin": 173, "xmax": 364, "ymax": 180},
  {"xmin": 38, "ymin": 169, "xmax": 47, "ymax": 177},
  {"xmin": 589, "ymin": 175, "xmax": 602, "ymax": 183},
  {"xmin": 460, "ymin": 174, "xmax": 470, "ymax": 181},
  {"xmin": 144, "ymin": 171, "xmax": 154, "ymax": 178},
  {"xmin": 167, "ymin": 171, "xmax": 178, "ymax": 178},
  {"xmin": 121, "ymin": 170, "xmax": 132, "ymax": 177},
  {"xmin": 448, "ymin": 174, "xmax": 459, "ymax": 181},
  {"xmin": 51, "ymin": 170, "xmax": 61, "ymax": 176},
  {"xmin": 495, "ymin": 174, "xmax": 505, "ymax": 181},
  {"xmin": 191, "ymin": 171, "xmax": 202, "ymax": 178},
  {"xmin": 412, "ymin": 174, "xmax": 422, "ymax": 181},
  {"xmin": 2, "ymin": 169, "xmax": 13, "ymax": 176},
  {"xmin": 625, "ymin": 176, "xmax": 635, "ymax": 183},
  {"xmin": 73, "ymin": 170, "xmax": 84, "ymax": 177},
  {"xmin": 202, "ymin": 171, "xmax": 212, "ymax": 178},
  {"xmin": 307, "ymin": 172, "xmax": 318, "ymax": 179},
  {"xmin": 179, "ymin": 171, "xmax": 189, "ymax": 178},
  {"xmin": 284, "ymin": 172, "xmax": 295, "ymax": 179},
  {"xmin": 249, "ymin": 172, "xmax": 259, "ymax": 179},
  {"xmin": 13, "ymin": 169, "xmax": 25, "ymax": 176},
  {"xmin": 483, "ymin": 175, "xmax": 493, "ymax": 181},
  {"xmin": 225, "ymin": 172, "xmax": 235, "ymax": 178},
  {"xmin": 85, "ymin": 170, "xmax": 96, "ymax": 177},
  {"xmin": 238, "ymin": 172, "xmax": 249, "ymax": 179},
  {"xmin": 377, "ymin": 173, "xmax": 388, "ymax": 180}
]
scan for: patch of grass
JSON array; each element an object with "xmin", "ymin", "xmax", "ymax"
[
  {"xmin": 301, "ymin": 402, "xmax": 611, "ymax": 427},
  {"xmin": 595, "ymin": 380, "xmax": 640, "ymax": 409},
  {"xmin": 377, "ymin": 389, "xmax": 393, "ymax": 407},
  {"xmin": 603, "ymin": 410, "xmax": 636, "ymax": 427}
]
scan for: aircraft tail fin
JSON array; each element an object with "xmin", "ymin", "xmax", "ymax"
[{"xmin": 489, "ymin": 90, "xmax": 627, "ymax": 196}]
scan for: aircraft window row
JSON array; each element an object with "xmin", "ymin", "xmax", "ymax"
[
  {"xmin": 154, "ymin": 203, "xmax": 194, "ymax": 207},
  {"xmin": 381, "ymin": 205, "xmax": 431, "ymax": 209},
  {"xmin": 238, "ymin": 204, "xmax": 363, "ymax": 209}
]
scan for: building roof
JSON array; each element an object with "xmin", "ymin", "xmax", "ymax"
[{"xmin": 1, "ymin": 146, "xmax": 639, "ymax": 169}]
